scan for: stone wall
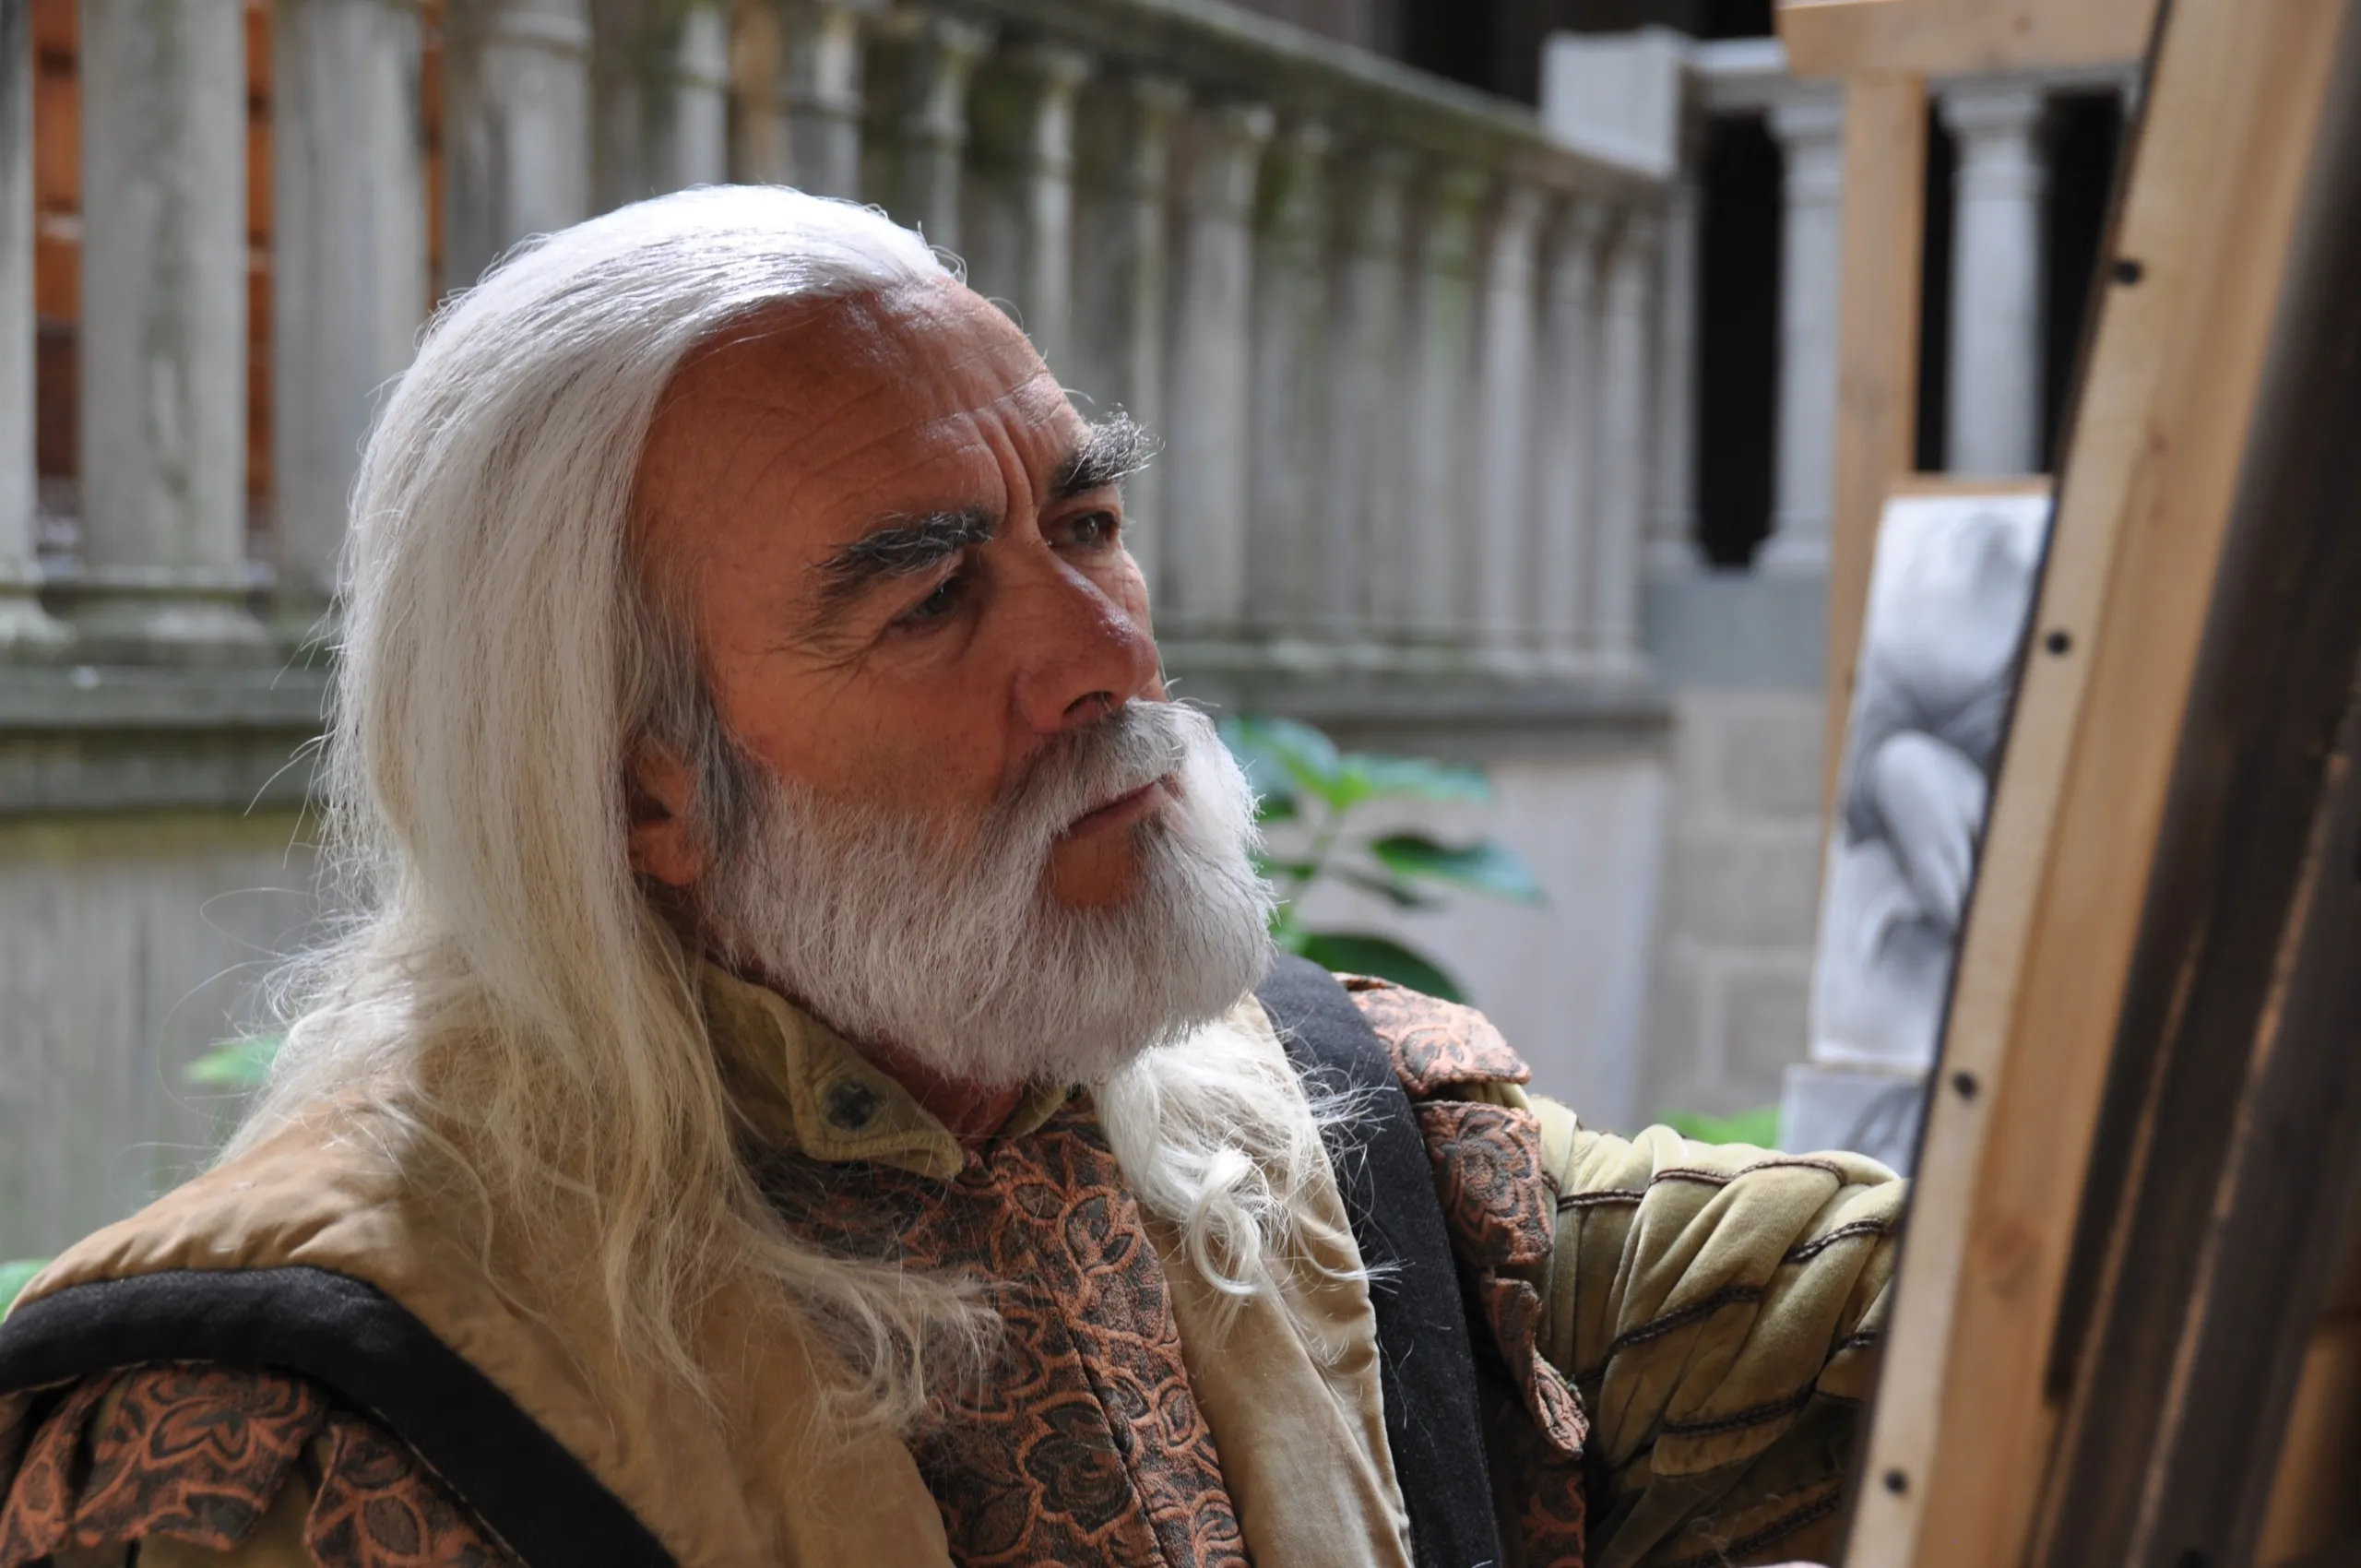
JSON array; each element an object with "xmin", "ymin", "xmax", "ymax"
[
  {"xmin": 0, "ymin": 813, "xmax": 319, "ymax": 1257},
  {"xmin": 1639, "ymin": 686, "xmax": 1822, "ymax": 1123},
  {"xmin": 1289, "ymin": 738, "xmax": 1669, "ymax": 1133}
]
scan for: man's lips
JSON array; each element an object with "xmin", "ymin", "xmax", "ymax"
[{"xmin": 1062, "ymin": 776, "xmax": 1174, "ymax": 838}]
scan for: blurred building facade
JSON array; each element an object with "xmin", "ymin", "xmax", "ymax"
[{"xmin": 0, "ymin": 0, "xmax": 2128, "ymax": 1252}]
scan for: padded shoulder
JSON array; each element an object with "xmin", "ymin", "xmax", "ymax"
[
  {"xmin": 0, "ymin": 1272, "xmax": 653, "ymax": 1568},
  {"xmin": 0, "ymin": 1112, "xmax": 948, "ymax": 1568}
]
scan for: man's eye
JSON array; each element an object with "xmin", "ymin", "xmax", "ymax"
[
  {"xmin": 1066, "ymin": 511, "xmax": 1120, "ymax": 548},
  {"xmin": 901, "ymin": 572, "xmax": 967, "ymax": 625}
]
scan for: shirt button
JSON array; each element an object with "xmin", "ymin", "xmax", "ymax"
[{"xmin": 825, "ymin": 1079, "xmax": 882, "ymax": 1132}]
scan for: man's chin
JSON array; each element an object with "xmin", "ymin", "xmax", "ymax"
[{"xmin": 1043, "ymin": 811, "xmax": 1169, "ymax": 909}]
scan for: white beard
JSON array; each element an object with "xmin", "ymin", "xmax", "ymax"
[{"xmin": 693, "ymin": 701, "xmax": 1275, "ymax": 1087}]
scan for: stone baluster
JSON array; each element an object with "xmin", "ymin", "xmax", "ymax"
[
  {"xmin": 1593, "ymin": 209, "xmax": 1660, "ymax": 671},
  {"xmin": 1159, "ymin": 102, "xmax": 1272, "ymax": 638},
  {"xmin": 272, "ymin": 0, "xmax": 429, "ymax": 633},
  {"xmin": 1648, "ymin": 157, "xmax": 1703, "ymax": 574},
  {"xmin": 967, "ymin": 44, "xmax": 1092, "ymax": 373},
  {"xmin": 1760, "ymin": 86, "xmax": 1845, "ymax": 575},
  {"xmin": 866, "ymin": 13, "xmax": 990, "ymax": 249},
  {"xmin": 0, "ymin": 1, "xmax": 59, "ymax": 647},
  {"xmin": 1246, "ymin": 119, "xmax": 1331, "ymax": 638},
  {"xmin": 1321, "ymin": 148, "xmax": 1410, "ymax": 646},
  {"xmin": 1534, "ymin": 196, "xmax": 1608, "ymax": 667},
  {"xmin": 1941, "ymin": 81, "xmax": 2048, "ymax": 474},
  {"xmin": 1402, "ymin": 163, "xmax": 1486, "ymax": 645},
  {"xmin": 593, "ymin": 0, "xmax": 729, "ymax": 206},
  {"xmin": 442, "ymin": 0, "xmax": 593, "ymax": 295},
  {"xmin": 75, "ymin": 0, "xmax": 263, "ymax": 651},
  {"xmin": 1474, "ymin": 181, "xmax": 1543, "ymax": 659},
  {"xmin": 1069, "ymin": 75, "xmax": 1184, "ymax": 592},
  {"xmin": 776, "ymin": 0, "xmax": 875, "ymax": 197}
]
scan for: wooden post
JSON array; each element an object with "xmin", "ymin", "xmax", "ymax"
[
  {"xmin": 1820, "ymin": 73, "xmax": 1926, "ymax": 816},
  {"xmin": 1843, "ymin": 4, "xmax": 2354, "ymax": 1562}
]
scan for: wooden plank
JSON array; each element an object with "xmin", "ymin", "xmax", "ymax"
[
  {"xmin": 2258, "ymin": 1244, "xmax": 2361, "ymax": 1563},
  {"xmin": 1842, "ymin": 3, "xmax": 2353, "ymax": 1564},
  {"xmin": 1820, "ymin": 74, "xmax": 1925, "ymax": 825},
  {"xmin": 1777, "ymin": 0, "xmax": 2158, "ymax": 78},
  {"xmin": 2026, "ymin": 17, "xmax": 2361, "ymax": 1557}
]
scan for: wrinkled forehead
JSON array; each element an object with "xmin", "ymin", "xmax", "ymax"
[
  {"xmin": 635, "ymin": 279, "xmax": 1064, "ymax": 502},
  {"xmin": 626, "ymin": 279, "xmax": 1080, "ymax": 608}
]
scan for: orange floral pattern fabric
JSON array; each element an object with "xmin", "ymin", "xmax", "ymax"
[
  {"xmin": 760, "ymin": 1099, "xmax": 1250, "ymax": 1568},
  {"xmin": 0, "ymin": 1363, "xmax": 324, "ymax": 1562},
  {"xmin": 304, "ymin": 1409, "xmax": 518, "ymax": 1567},
  {"xmin": 1343, "ymin": 973, "xmax": 1530, "ymax": 1096},
  {"xmin": 1347, "ymin": 977, "xmax": 1592, "ymax": 1568},
  {"xmin": 0, "ymin": 1364, "xmax": 518, "ymax": 1568}
]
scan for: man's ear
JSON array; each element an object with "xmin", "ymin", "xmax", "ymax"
[{"xmin": 626, "ymin": 747, "xmax": 709, "ymax": 888}]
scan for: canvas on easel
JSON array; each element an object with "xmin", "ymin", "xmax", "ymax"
[{"xmin": 1784, "ymin": 483, "xmax": 2049, "ymax": 1170}]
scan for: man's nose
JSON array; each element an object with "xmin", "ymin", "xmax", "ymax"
[{"xmin": 1010, "ymin": 564, "xmax": 1160, "ymax": 733}]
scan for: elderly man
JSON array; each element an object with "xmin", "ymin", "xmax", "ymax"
[{"xmin": 0, "ymin": 190, "xmax": 1898, "ymax": 1568}]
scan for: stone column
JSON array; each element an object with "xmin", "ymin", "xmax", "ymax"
[
  {"xmin": 76, "ymin": 0, "xmax": 262, "ymax": 650},
  {"xmin": 1534, "ymin": 196, "xmax": 1608, "ymax": 667},
  {"xmin": 1593, "ymin": 210, "xmax": 1659, "ymax": 671},
  {"xmin": 1648, "ymin": 160, "xmax": 1703, "ymax": 575},
  {"xmin": 1403, "ymin": 163, "xmax": 1485, "ymax": 645},
  {"xmin": 0, "ymin": 1, "xmax": 60, "ymax": 647},
  {"xmin": 1322, "ymin": 148, "xmax": 1410, "ymax": 646},
  {"xmin": 867, "ymin": 14, "xmax": 990, "ymax": 249},
  {"xmin": 1246, "ymin": 119, "xmax": 1330, "ymax": 637},
  {"xmin": 443, "ymin": 0, "xmax": 592, "ymax": 295},
  {"xmin": 1159, "ymin": 102, "xmax": 1272, "ymax": 638},
  {"xmin": 1941, "ymin": 81, "xmax": 2048, "ymax": 475},
  {"xmin": 776, "ymin": 0, "xmax": 874, "ymax": 197},
  {"xmin": 273, "ymin": 0, "xmax": 429, "ymax": 630},
  {"xmin": 1070, "ymin": 76, "xmax": 1184, "ymax": 593},
  {"xmin": 1760, "ymin": 86, "xmax": 1845, "ymax": 576},
  {"xmin": 967, "ymin": 44, "xmax": 1090, "ymax": 372},
  {"xmin": 1474, "ymin": 181, "xmax": 1543, "ymax": 659},
  {"xmin": 593, "ymin": 0, "xmax": 729, "ymax": 206}
]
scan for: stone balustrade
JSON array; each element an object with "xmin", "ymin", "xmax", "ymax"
[
  {"xmin": 1679, "ymin": 36, "xmax": 2138, "ymax": 575},
  {"xmin": 0, "ymin": 0, "xmax": 1669, "ymax": 717}
]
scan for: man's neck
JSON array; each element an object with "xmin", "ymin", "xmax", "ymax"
[
  {"xmin": 858, "ymin": 1037, "xmax": 1030, "ymax": 1151},
  {"xmin": 722, "ymin": 958, "xmax": 1031, "ymax": 1151}
]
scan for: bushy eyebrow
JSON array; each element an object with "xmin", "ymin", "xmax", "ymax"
[
  {"xmin": 812, "ymin": 505, "xmax": 992, "ymax": 622},
  {"xmin": 1050, "ymin": 413, "xmax": 1157, "ymax": 501},
  {"xmin": 802, "ymin": 415, "xmax": 1155, "ymax": 630}
]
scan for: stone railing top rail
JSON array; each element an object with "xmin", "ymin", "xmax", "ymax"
[
  {"xmin": 1685, "ymin": 34, "xmax": 2140, "ymax": 114},
  {"xmin": 943, "ymin": 0, "xmax": 1665, "ymax": 194}
]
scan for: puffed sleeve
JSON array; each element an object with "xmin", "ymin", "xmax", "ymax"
[
  {"xmin": 1346, "ymin": 975, "xmax": 1901, "ymax": 1568},
  {"xmin": 1531, "ymin": 1102, "xmax": 1899, "ymax": 1568}
]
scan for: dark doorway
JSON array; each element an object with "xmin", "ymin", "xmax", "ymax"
[
  {"xmin": 1915, "ymin": 104, "xmax": 1957, "ymax": 472},
  {"xmin": 2042, "ymin": 92, "xmax": 2127, "ymax": 468},
  {"xmin": 1693, "ymin": 113, "xmax": 1782, "ymax": 566}
]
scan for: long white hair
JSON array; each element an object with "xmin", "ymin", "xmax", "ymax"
[{"xmin": 234, "ymin": 187, "xmax": 1344, "ymax": 1432}]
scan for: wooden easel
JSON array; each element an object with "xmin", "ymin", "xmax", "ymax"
[{"xmin": 1777, "ymin": 1, "xmax": 2361, "ymax": 1564}]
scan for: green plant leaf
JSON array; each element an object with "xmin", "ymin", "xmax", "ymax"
[
  {"xmin": 1252, "ymin": 791, "xmax": 1299, "ymax": 826},
  {"xmin": 0, "ymin": 1258, "xmax": 49, "ymax": 1317},
  {"xmin": 1249, "ymin": 849, "xmax": 1319, "ymax": 884},
  {"xmin": 1219, "ymin": 715, "xmax": 1337, "ymax": 813},
  {"xmin": 1335, "ymin": 866, "xmax": 1446, "ymax": 910},
  {"xmin": 1298, "ymin": 932, "xmax": 1466, "ymax": 1002},
  {"xmin": 184, "ymin": 1036, "xmax": 282, "ymax": 1088},
  {"xmin": 1368, "ymin": 834, "xmax": 1546, "ymax": 904},
  {"xmin": 1659, "ymin": 1105, "xmax": 1783, "ymax": 1148},
  {"xmin": 1348, "ymin": 755, "xmax": 1492, "ymax": 804}
]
